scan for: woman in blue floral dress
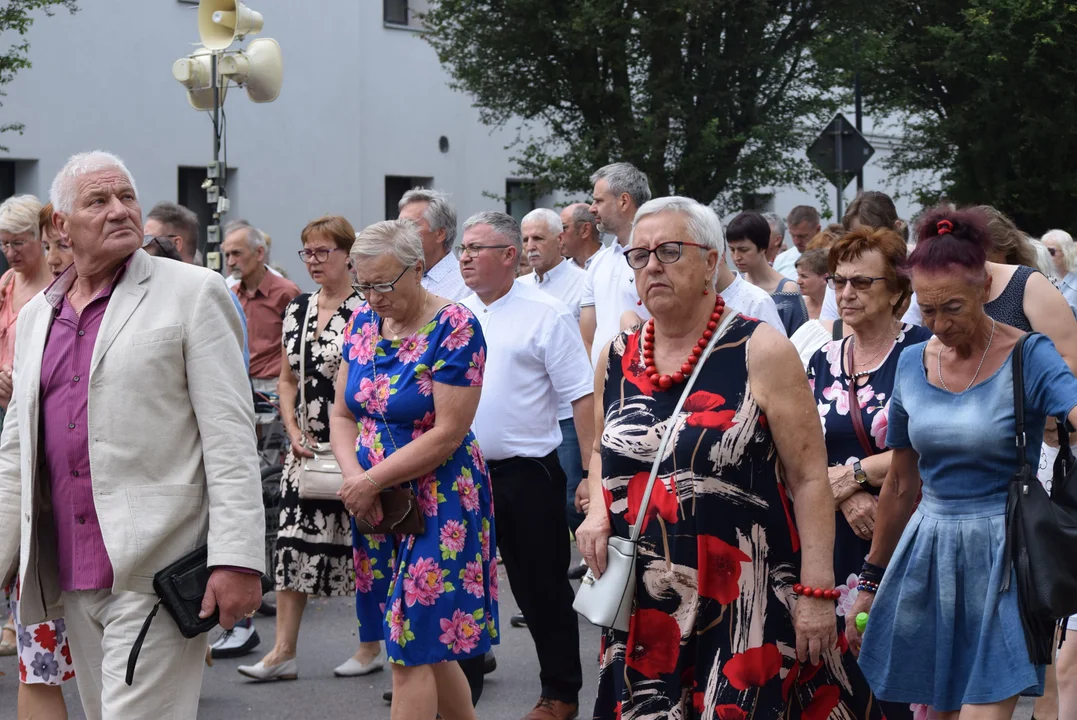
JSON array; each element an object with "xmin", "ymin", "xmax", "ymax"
[{"xmin": 330, "ymin": 220, "xmax": 497, "ymax": 719}]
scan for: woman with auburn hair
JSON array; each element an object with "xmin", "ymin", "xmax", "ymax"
[
  {"xmin": 237, "ymin": 216, "xmax": 372, "ymax": 681},
  {"xmin": 848, "ymin": 208, "xmax": 1077, "ymax": 719}
]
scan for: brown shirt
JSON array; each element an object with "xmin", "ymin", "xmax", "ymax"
[{"xmin": 234, "ymin": 270, "xmax": 300, "ymax": 379}]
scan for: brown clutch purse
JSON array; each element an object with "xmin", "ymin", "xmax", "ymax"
[{"xmin": 355, "ymin": 488, "xmax": 426, "ymax": 535}]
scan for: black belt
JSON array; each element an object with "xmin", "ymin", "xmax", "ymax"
[{"xmin": 487, "ymin": 450, "xmax": 558, "ymax": 472}]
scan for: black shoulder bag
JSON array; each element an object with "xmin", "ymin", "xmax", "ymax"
[{"xmin": 1002, "ymin": 333, "xmax": 1077, "ymax": 664}]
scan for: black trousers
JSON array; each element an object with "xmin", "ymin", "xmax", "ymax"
[{"xmin": 484, "ymin": 451, "xmax": 583, "ymax": 704}]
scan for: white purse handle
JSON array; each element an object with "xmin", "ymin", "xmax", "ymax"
[{"xmin": 627, "ymin": 309, "xmax": 740, "ymax": 544}]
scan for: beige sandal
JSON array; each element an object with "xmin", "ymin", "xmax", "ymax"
[{"xmin": 0, "ymin": 616, "xmax": 16, "ymax": 656}]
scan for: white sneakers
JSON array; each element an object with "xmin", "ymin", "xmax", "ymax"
[
  {"xmin": 209, "ymin": 623, "xmax": 260, "ymax": 659},
  {"xmin": 332, "ymin": 652, "xmax": 385, "ymax": 677},
  {"xmin": 237, "ymin": 657, "xmax": 299, "ymax": 682}
]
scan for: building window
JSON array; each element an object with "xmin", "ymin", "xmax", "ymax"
[
  {"xmin": 385, "ymin": 175, "xmax": 433, "ymax": 220},
  {"xmin": 384, "ymin": 0, "xmax": 408, "ymax": 25},
  {"xmin": 179, "ymin": 166, "xmax": 238, "ymax": 261},
  {"xmin": 505, "ymin": 180, "xmax": 537, "ymax": 223},
  {"xmin": 0, "ymin": 162, "xmax": 15, "ymax": 203},
  {"xmin": 741, "ymin": 192, "xmax": 775, "ymax": 213}
]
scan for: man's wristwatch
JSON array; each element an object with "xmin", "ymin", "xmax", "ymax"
[
  {"xmin": 853, "ymin": 460, "xmax": 869, "ymax": 486},
  {"xmin": 581, "ymin": 469, "xmax": 589, "ymax": 479}
]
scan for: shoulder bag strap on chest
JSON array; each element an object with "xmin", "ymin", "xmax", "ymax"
[
  {"xmin": 298, "ymin": 292, "xmax": 315, "ymax": 439},
  {"xmin": 628, "ymin": 310, "xmax": 740, "ymax": 544}
]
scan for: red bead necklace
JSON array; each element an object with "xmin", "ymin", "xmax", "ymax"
[{"xmin": 642, "ymin": 296, "xmax": 726, "ymax": 390}]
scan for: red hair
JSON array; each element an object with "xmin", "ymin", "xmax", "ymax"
[{"xmin": 909, "ymin": 207, "xmax": 991, "ymax": 276}]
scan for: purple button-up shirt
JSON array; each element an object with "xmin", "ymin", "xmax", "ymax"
[{"xmin": 41, "ymin": 261, "xmax": 129, "ymax": 591}]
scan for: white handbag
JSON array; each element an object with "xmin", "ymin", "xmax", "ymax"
[
  {"xmin": 572, "ymin": 310, "xmax": 738, "ymax": 632},
  {"xmin": 295, "ymin": 293, "xmax": 345, "ymax": 501}
]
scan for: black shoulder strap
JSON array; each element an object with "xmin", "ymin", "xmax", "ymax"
[
  {"xmin": 832, "ymin": 318, "xmax": 844, "ymax": 341},
  {"xmin": 1013, "ymin": 332, "xmax": 1031, "ymax": 469}
]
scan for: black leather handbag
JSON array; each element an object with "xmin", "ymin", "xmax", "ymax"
[
  {"xmin": 124, "ymin": 546, "xmax": 271, "ymax": 685},
  {"xmin": 1002, "ymin": 333, "xmax": 1077, "ymax": 663}
]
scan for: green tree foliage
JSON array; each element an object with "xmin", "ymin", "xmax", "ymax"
[
  {"xmin": 422, "ymin": 1, "xmax": 860, "ymax": 211},
  {"xmin": 0, "ymin": 0, "xmax": 77, "ymax": 152},
  {"xmin": 823, "ymin": 0, "xmax": 1077, "ymax": 234}
]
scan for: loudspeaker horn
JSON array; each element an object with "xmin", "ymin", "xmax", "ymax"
[
  {"xmin": 198, "ymin": 0, "xmax": 264, "ymax": 51},
  {"xmin": 218, "ymin": 38, "xmax": 282, "ymax": 103},
  {"xmin": 172, "ymin": 48, "xmax": 228, "ymax": 110}
]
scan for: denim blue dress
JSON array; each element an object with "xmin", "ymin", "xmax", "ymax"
[{"xmin": 859, "ymin": 334, "xmax": 1077, "ymax": 711}]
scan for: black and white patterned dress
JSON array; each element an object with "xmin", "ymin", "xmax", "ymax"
[{"xmin": 275, "ymin": 290, "xmax": 363, "ymax": 596}]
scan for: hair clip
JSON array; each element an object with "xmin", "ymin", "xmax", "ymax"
[{"xmin": 937, "ymin": 219, "xmax": 954, "ymax": 235}]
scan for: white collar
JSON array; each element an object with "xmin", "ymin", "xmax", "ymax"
[
  {"xmin": 473, "ymin": 279, "xmax": 519, "ymax": 312},
  {"xmin": 534, "ymin": 258, "xmax": 568, "ymax": 284}
]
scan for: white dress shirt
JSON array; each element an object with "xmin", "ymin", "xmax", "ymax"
[
  {"xmin": 720, "ymin": 273, "xmax": 787, "ymax": 337},
  {"xmin": 423, "ymin": 251, "xmax": 469, "ymax": 302},
  {"xmin": 517, "ymin": 258, "xmax": 587, "ymax": 320},
  {"xmin": 773, "ymin": 246, "xmax": 801, "ymax": 280},
  {"xmin": 462, "ymin": 281, "xmax": 593, "ymax": 461},
  {"xmin": 1060, "ymin": 272, "xmax": 1077, "ymax": 317},
  {"xmin": 821, "ymin": 285, "xmax": 923, "ymax": 326},
  {"xmin": 568, "ymin": 248, "xmax": 602, "ymax": 271},
  {"xmin": 580, "ymin": 243, "xmax": 651, "ymax": 366}
]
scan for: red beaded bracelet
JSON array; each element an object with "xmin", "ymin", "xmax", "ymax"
[{"xmin": 792, "ymin": 583, "xmax": 841, "ymax": 600}]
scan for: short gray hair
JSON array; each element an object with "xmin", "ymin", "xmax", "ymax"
[
  {"xmin": 521, "ymin": 207, "xmax": 563, "ymax": 236},
  {"xmin": 1043, "ymin": 229, "xmax": 1077, "ymax": 276},
  {"xmin": 50, "ymin": 150, "xmax": 139, "ymax": 215},
  {"xmin": 223, "ymin": 219, "xmax": 267, "ymax": 252},
  {"xmin": 762, "ymin": 211, "xmax": 786, "ymax": 240},
  {"xmin": 590, "ymin": 162, "xmax": 652, "ymax": 208},
  {"xmin": 564, "ymin": 203, "xmax": 599, "ymax": 238},
  {"xmin": 399, "ymin": 187, "xmax": 457, "ymax": 249},
  {"xmin": 351, "ymin": 219, "xmax": 425, "ymax": 270},
  {"xmin": 0, "ymin": 194, "xmax": 44, "ymax": 241},
  {"xmin": 632, "ymin": 196, "xmax": 726, "ymax": 256},
  {"xmin": 462, "ymin": 211, "xmax": 522, "ymax": 253}
]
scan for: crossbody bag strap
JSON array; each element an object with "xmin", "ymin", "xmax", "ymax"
[
  {"xmin": 1001, "ymin": 332, "xmax": 1033, "ymax": 592},
  {"xmin": 845, "ymin": 339, "xmax": 877, "ymax": 457},
  {"xmin": 298, "ymin": 292, "xmax": 315, "ymax": 439},
  {"xmin": 628, "ymin": 310, "xmax": 741, "ymax": 544}
]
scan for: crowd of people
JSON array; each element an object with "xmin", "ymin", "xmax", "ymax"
[{"xmin": 1, "ymin": 149, "xmax": 1077, "ymax": 720}]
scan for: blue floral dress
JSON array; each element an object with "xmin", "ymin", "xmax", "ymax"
[{"xmin": 343, "ymin": 302, "xmax": 499, "ymax": 666}]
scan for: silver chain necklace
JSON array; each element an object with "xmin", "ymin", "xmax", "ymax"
[{"xmin": 938, "ymin": 318, "xmax": 996, "ymax": 392}]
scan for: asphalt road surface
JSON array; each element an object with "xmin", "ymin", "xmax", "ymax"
[{"xmin": 0, "ymin": 563, "xmax": 1037, "ymax": 719}]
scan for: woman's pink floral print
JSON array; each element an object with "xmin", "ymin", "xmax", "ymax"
[
  {"xmin": 387, "ymin": 598, "xmax": 413, "ymax": 645},
  {"xmin": 834, "ymin": 573, "xmax": 859, "ymax": 618},
  {"xmin": 354, "ymin": 547, "xmax": 375, "ymax": 593},
  {"xmin": 488, "ymin": 558, "xmax": 499, "ymax": 601},
  {"xmin": 417, "ymin": 473, "xmax": 440, "ymax": 517},
  {"xmin": 440, "ymin": 520, "xmax": 467, "ymax": 554},
  {"xmin": 480, "ymin": 519, "xmax": 492, "ymax": 562},
  {"xmin": 467, "ymin": 441, "xmax": 487, "ymax": 476},
  {"xmin": 359, "ymin": 416, "xmax": 379, "ymax": 449},
  {"xmin": 439, "ymin": 303, "xmax": 471, "ymax": 329},
  {"xmin": 454, "ymin": 469, "xmax": 480, "ymax": 512},
  {"xmin": 396, "ymin": 332, "xmax": 429, "ymax": 364},
  {"xmin": 871, "ymin": 401, "xmax": 889, "ymax": 451},
  {"xmin": 412, "ymin": 411, "xmax": 436, "ymax": 440},
  {"xmin": 347, "ymin": 320, "xmax": 377, "ymax": 364},
  {"xmin": 441, "ymin": 323, "xmax": 474, "ymax": 351},
  {"xmin": 416, "ymin": 366, "xmax": 434, "ymax": 396},
  {"xmin": 404, "ymin": 556, "xmax": 445, "ymax": 607},
  {"xmin": 438, "ymin": 609, "xmax": 482, "ymax": 654},
  {"xmin": 367, "ymin": 445, "xmax": 386, "ymax": 466},
  {"xmin": 821, "ymin": 381, "xmax": 850, "ymax": 415},
  {"xmin": 462, "ymin": 558, "xmax": 485, "ymax": 597},
  {"xmin": 465, "ymin": 347, "xmax": 485, "ymax": 386},
  {"xmin": 355, "ymin": 373, "xmax": 391, "ymax": 414}
]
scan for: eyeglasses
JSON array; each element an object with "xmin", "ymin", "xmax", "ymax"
[
  {"xmin": 1048, "ymin": 247, "xmax": 1058, "ymax": 257},
  {"xmin": 298, "ymin": 247, "xmax": 344, "ymax": 263},
  {"xmin": 354, "ymin": 265, "xmax": 412, "ymax": 298},
  {"xmin": 0, "ymin": 239, "xmax": 30, "ymax": 252},
  {"xmin": 624, "ymin": 241, "xmax": 708, "ymax": 270},
  {"xmin": 453, "ymin": 243, "xmax": 512, "ymax": 260},
  {"xmin": 827, "ymin": 274, "xmax": 888, "ymax": 291},
  {"xmin": 144, "ymin": 234, "xmax": 179, "ymax": 253}
]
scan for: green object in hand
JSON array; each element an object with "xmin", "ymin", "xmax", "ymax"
[{"xmin": 855, "ymin": 612, "xmax": 869, "ymax": 633}]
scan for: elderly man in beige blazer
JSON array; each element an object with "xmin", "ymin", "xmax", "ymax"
[{"xmin": 0, "ymin": 151, "xmax": 265, "ymax": 719}]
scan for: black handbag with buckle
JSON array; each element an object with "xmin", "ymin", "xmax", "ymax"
[
  {"xmin": 125, "ymin": 545, "xmax": 271, "ymax": 685},
  {"xmin": 1002, "ymin": 333, "xmax": 1077, "ymax": 664}
]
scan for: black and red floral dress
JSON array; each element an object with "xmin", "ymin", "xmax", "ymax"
[{"xmin": 592, "ymin": 315, "xmax": 884, "ymax": 720}]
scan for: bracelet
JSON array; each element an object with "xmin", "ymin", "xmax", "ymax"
[
  {"xmin": 581, "ymin": 469, "xmax": 589, "ymax": 479},
  {"xmin": 859, "ymin": 560, "xmax": 886, "ymax": 585},
  {"xmin": 792, "ymin": 584, "xmax": 841, "ymax": 600},
  {"xmin": 363, "ymin": 471, "xmax": 381, "ymax": 490},
  {"xmin": 856, "ymin": 580, "xmax": 880, "ymax": 594}
]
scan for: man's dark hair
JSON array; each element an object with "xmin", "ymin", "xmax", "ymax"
[
  {"xmin": 725, "ymin": 211, "xmax": 771, "ymax": 252},
  {"xmin": 147, "ymin": 202, "xmax": 200, "ymax": 260}
]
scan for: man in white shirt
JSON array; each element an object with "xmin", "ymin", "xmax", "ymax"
[
  {"xmin": 517, "ymin": 208, "xmax": 589, "ymax": 533},
  {"xmin": 398, "ymin": 187, "xmax": 469, "ymax": 301},
  {"xmin": 580, "ymin": 162, "xmax": 652, "ymax": 365},
  {"xmin": 559, "ymin": 203, "xmax": 603, "ymax": 270},
  {"xmin": 715, "ymin": 256, "xmax": 787, "ymax": 336},
  {"xmin": 773, "ymin": 205, "xmax": 821, "ymax": 280},
  {"xmin": 459, "ymin": 211, "xmax": 592, "ymax": 720}
]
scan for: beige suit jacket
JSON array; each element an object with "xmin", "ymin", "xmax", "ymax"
[{"xmin": 0, "ymin": 249, "xmax": 265, "ymax": 624}]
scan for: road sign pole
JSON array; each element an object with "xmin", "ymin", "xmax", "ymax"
[
  {"xmin": 834, "ymin": 121, "xmax": 844, "ymax": 219},
  {"xmin": 854, "ymin": 39, "xmax": 864, "ymax": 191}
]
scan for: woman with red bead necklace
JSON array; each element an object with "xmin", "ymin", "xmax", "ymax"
[{"xmin": 575, "ymin": 196, "xmax": 883, "ymax": 719}]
